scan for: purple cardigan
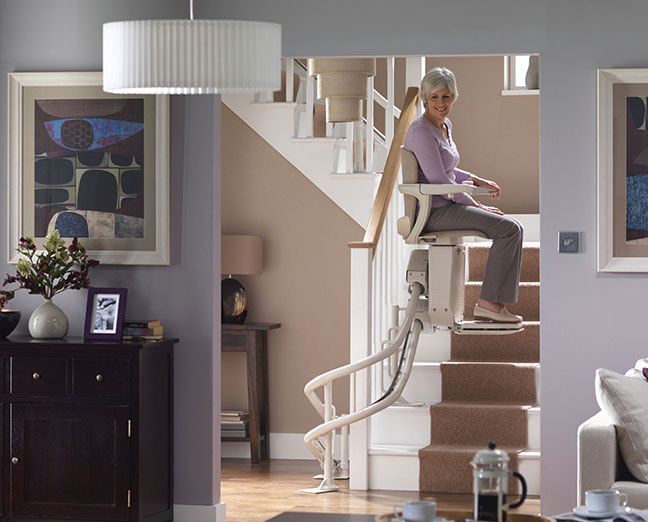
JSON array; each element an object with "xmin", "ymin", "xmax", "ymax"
[{"xmin": 403, "ymin": 115, "xmax": 474, "ymax": 207}]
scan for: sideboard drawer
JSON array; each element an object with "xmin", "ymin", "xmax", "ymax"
[
  {"xmin": 73, "ymin": 358, "xmax": 130, "ymax": 397},
  {"xmin": 10, "ymin": 357, "xmax": 67, "ymax": 396}
]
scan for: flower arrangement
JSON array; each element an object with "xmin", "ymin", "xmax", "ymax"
[{"xmin": 2, "ymin": 231, "xmax": 100, "ymax": 309}]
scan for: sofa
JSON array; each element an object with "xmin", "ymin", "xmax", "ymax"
[{"xmin": 577, "ymin": 361, "xmax": 648, "ymax": 509}]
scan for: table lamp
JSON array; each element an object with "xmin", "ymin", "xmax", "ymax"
[{"xmin": 221, "ymin": 235, "xmax": 263, "ymax": 324}]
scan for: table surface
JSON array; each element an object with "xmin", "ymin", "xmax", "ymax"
[
  {"xmin": 267, "ymin": 510, "xmax": 555, "ymax": 522},
  {"xmin": 221, "ymin": 322, "xmax": 281, "ymax": 331}
]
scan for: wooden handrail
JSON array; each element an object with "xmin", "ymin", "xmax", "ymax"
[{"xmin": 348, "ymin": 86, "xmax": 419, "ymax": 255}]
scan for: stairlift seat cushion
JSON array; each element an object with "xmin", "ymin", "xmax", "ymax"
[{"xmin": 595, "ymin": 368, "xmax": 648, "ymax": 482}]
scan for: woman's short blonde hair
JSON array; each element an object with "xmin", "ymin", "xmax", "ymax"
[{"xmin": 420, "ymin": 67, "xmax": 458, "ymax": 109}]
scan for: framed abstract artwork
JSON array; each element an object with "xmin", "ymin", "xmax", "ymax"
[
  {"xmin": 8, "ymin": 72, "xmax": 169, "ymax": 265},
  {"xmin": 598, "ymin": 68, "xmax": 648, "ymax": 272}
]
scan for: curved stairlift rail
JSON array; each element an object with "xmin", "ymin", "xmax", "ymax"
[
  {"xmin": 300, "ymin": 86, "xmax": 421, "ymax": 493},
  {"xmin": 302, "ymin": 281, "xmax": 424, "ymax": 493}
]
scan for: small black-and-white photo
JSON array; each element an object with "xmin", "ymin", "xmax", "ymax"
[{"xmin": 93, "ymin": 295, "xmax": 119, "ymax": 333}]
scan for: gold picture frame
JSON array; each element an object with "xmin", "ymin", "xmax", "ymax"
[{"xmin": 8, "ymin": 72, "xmax": 170, "ymax": 265}]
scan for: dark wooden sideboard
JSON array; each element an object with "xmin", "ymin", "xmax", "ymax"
[
  {"xmin": 0, "ymin": 335, "xmax": 177, "ymax": 522},
  {"xmin": 221, "ymin": 323, "xmax": 280, "ymax": 464}
]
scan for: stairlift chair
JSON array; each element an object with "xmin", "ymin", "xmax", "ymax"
[{"xmin": 398, "ymin": 148, "xmax": 522, "ymax": 334}]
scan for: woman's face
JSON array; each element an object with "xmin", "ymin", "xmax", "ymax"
[{"xmin": 425, "ymin": 86, "xmax": 455, "ymax": 127}]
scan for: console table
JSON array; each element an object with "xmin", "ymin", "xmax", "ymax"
[
  {"xmin": 0, "ymin": 336, "xmax": 177, "ymax": 522},
  {"xmin": 221, "ymin": 322, "xmax": 280, "ymax": 463}
]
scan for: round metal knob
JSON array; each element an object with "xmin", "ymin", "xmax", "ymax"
[
  {"xmin": 96, "ymin": 374, "xmax": 104, "ymax": 382},
  {"xmin": 11, "ymin": 457, "xmax": 19, "ymax": 465},
  {"xmin": 32, "ymin": 372, "xmax": 40, "ymax": 381}
]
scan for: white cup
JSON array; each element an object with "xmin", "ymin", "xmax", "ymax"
[
  {"xmin": 585, "ymin": 489, "xmax": 628, "ymax": 514},
  {"xmin": 394, "ymin": 500, "xmax": 437, "ymax": 522}
]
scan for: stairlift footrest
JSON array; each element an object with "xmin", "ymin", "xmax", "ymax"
[{"xmin": 454, "ymin": 321, "xmax": 524, "ymax": 335}]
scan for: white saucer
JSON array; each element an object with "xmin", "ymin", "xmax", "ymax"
[{"xmin": 573, "ymin": 506, "xmax": 632, "ymax": 519}]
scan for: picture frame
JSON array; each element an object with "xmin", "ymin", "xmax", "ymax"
[
  {"xmin": 84, "ymin": 287, "xmax": 127, "ymax": 340},
  {"xmin": 598, "ymin": 68, "xmax": 648, "ymax": 272},
  {"xmin": 7, "ymin": 72, "xmax": 170, "ymax": 265}
]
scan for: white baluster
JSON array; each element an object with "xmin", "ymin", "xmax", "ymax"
[
  {"xmin": 354, "ymin": 121, "xmax": 364, "ymax": 173},
  {"xmin": 326, "ymin": 122, "xmax": 334, "ymax": 138},
  {"xmin": 386, "ymin": 57, "xmax": 395, "ymax": 146},
  {"xmin": 286, "ymin": 58, "xmax": 294, "ymax": 102},
  {"xmin": 366, "ymin": 76, "xmax": 374, "ymax": 173},
  {"xmin": 346, "ymin": 122, "xmax": 354, "ymax": 174},
  {"xmin": 306, "ymin": 75, "xmax": 314, "ymax": 138}
]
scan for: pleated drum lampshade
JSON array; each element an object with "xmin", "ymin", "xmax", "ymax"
[{"xmin": 103, "ymin": 19, "xmax": 281, "ymax": 95}]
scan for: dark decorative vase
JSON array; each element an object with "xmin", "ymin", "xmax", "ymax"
[
  {"xmin": 222, "ymin": 278, "xmax": 247, "ymax": 324},
  {"xmin": 0, "ymin": 310, "xmax": 21, "ymax": 338}
]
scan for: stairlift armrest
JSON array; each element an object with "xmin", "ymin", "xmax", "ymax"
[
  {"xmin": 399, "ymin": 183, "xmax": 495, "ymax": 197},
  {"xmin": 577, "ymin": 411, "xmax": 619, "ymax": 505}
]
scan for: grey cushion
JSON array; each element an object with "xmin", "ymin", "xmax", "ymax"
[{"xmin": 595, "ymin": 368, "xmax": 648, "ymax": 483}]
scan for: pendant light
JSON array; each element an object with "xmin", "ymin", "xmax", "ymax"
[{"xmin": 102, "ymin": 0, "xmax": 281, "ymax": 95}]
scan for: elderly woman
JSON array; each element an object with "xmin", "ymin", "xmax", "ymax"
[{"xmin": 403, "ymin": 67, "xmax": 523, "ymax": 323}]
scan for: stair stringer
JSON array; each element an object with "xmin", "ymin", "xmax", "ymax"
[{"xmin": 222, "ymin": 93, "xmax": 377, "ymax": 227}]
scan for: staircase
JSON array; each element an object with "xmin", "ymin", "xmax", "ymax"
[
  {"xmin": 370, "ymin": 241, "xmax": 540, "ymax": 495},
  {"xmin": 222, "ymin": 57, "xmax": 541, "ymax": 495}
]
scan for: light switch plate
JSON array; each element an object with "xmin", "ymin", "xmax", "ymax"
[{"xmin": 558, "ymin": 231, "xmax": 580, "ymax": 253}]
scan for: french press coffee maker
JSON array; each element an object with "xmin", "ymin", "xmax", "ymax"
[{"xmin": 471, "ymin": 442, "xmax": 527, "ymax": 522}]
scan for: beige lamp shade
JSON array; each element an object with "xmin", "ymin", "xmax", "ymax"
[{"xmin": 221, "ymin": 235, "xmax": 263, "ymax": 275}]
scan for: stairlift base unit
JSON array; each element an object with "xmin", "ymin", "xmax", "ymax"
[{"xmin": 411, "ymin": 247, "xmax": 523, "ymax": 334}]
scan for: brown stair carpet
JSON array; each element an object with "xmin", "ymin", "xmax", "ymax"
[
  {"xmin": 441, "ymin": 362, "xmax": 537, "ymax": 405},
  {"xmin": 451, "ymin": 322, "xmax": 539, "ymax": 363},
  {"xmin": 428, "ymin": 404, "xmax": 529, "ymax": 447},
  {"xmin": 419, "ymin": 445, "xmax": 522, "ymax": 494},
  {"xmin": 468, "ymin": 243, "xmax": 539, "ymax": 283},
  {"xmin": 464, "ymin": 282, "xmax": 539, "ymax": 321},
  {"xmin": 419, "ymin": 243, "xmax": 539, "ymax": 494}
]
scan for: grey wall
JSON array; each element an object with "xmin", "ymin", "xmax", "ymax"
[
  {"xmin": 207, "ymin": 0, "xmax": 648, "ymax": 513},
  {"xmin": 0, "ymin": 0, "xmax": 221, "ymax": 507}
]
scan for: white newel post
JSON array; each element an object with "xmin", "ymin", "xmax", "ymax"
[
  {"xmin": 349, "ymin": 247, "xmax": 373, "ymax": 490},
  {"xmin": 405, "ymin": 56, "xmax": 426, "ymax": 115}
]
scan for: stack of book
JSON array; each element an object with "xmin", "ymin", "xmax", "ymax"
[
  {"xmin": 122, "ymin": 320, "xmax": 164, "ymax": 341},
  {"xmin": 221, "ymin": 410, "xmax": 250, "ymax": 438}
]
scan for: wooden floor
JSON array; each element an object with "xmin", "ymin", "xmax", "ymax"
[{"xmin": 221, "ymin": 459, "xmax": 541, "ymax": 522}]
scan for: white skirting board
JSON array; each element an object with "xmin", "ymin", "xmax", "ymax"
[
  {"xmin": 174, "ymin": 502, "xmax": 226, "ymax": 522},
  {"xmin": 222, "ymin": 432, "xmax": 343, "ymax": 460}
]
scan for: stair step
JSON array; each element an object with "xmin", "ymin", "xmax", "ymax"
[
  {"xmin": 419, "ymin": 445, "xmax": 523, "ymax": 494},
  {"xmin": 441, "ymin": 362, "xmax": 538, "ymax": 405},
  {"xmin": 464, "ymin": 282, "xmax": 539, "ymax": 321},
  {"xmin": 468, "ymin": 243, "xmax": 539, "ymax": 283},
  {"xmin": 451, "ymin": 321, "xmax": 539, "ymax": 363},
  {"xmin": 429, "ymin": 403, "xmax": 528, "ymax": 447}
]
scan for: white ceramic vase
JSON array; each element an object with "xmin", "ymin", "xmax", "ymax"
[{"xmin": 28, "ymin": 299, "xmax": 69, "ymax": 339}]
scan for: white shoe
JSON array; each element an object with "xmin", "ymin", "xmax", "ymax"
[{"xmin": 474, "ymin": 303, "xmax": 522, "ymax": 323}]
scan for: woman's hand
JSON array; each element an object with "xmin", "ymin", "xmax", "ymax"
[
  {"xmin": 481, "ymin": 204, "xmax": 504, "ymax": 215},
  {"xmin": 473, "ymin": 200, "xmax": 504, "ymax": 215},
  {"xmin": 472, "ymin": 176, "xmax": 501, "ymax": 200}
]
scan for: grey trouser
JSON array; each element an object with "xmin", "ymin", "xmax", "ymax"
[{"xmin": 424, "ymin": 204, "xmax": 523, "ymax": 304}]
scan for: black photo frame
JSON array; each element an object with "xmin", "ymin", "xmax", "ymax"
[{"xmin": 83, "ymin": 287, "xmax": 127, "ymax": 340}]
